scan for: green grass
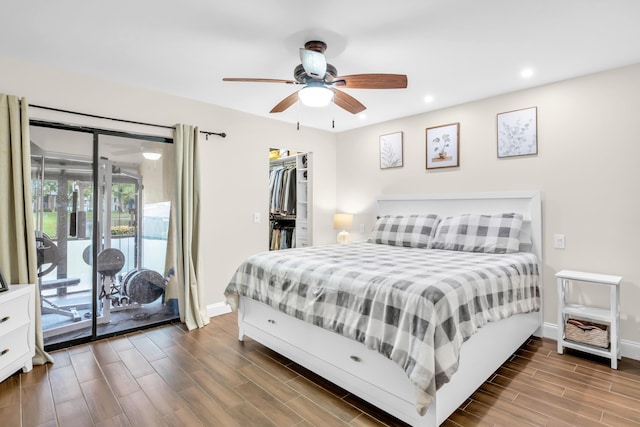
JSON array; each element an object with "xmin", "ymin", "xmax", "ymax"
[
  {"xmin": 42, "ymin": 212, "xmax": 58, "ymax": 237},
  {"xmin": 39, "ymin": 211, "xmax": 131, "ymax": 238}
]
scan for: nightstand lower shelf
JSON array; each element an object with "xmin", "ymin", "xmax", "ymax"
[{"xmin": 556, "ymin": 270, "xmax": 622, "ymax": 369}]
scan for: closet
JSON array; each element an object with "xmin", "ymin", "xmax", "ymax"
[{"xmin": 269, "ymin": 150, "xmax": 312, "ymax": 250}]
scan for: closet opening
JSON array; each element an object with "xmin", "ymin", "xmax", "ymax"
[
  {"xmin": 268, "ymin": 148, "xmax": 312, "ymax": 250},
  {"xmin": 30, "ymin": 120, "xmax": 178, "ymax": 350}
]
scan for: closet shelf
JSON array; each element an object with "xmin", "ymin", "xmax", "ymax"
[
  {"xmin": 270, "ymin": 214, "xmax": 297, "ymax": 220},
  {"xmin": 269, "ymin": 154, "xmax": 298, "ymax": 166}
]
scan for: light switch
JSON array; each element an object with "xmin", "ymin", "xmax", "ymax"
[
  {"xmin": 554, "ymin": 234, "xmax": 565, "ymax": 249},
  {"xmin": 359, "ymin": 223, "xmax": 365, "ymax": 233},
  {"xmin": 254, "ymin": 212, "xmax": 261, "ymax": 223}
]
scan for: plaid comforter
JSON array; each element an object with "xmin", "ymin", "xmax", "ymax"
[{"xmin": 225, "ymin": 242, "xmax": 540, "ymax": 413}]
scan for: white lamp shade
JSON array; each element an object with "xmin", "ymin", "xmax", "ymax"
[
  {"xmin": 333, "ymin": 213, "xmax": 353, "ymax": 231},
  {"xmin": 298, "ymin": 85, "xmax": 333, "ymax": 107}
]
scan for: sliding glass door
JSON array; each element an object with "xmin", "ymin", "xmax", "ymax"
[{"xmin": 31, "ymin": 122, "xmax": 177, "ymax": 349}]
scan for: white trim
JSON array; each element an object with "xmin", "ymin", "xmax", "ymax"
[
  {"xmin": 543, "ymin": 322, "xmax": 640, "ymax": 362},
  {"xmin": 207, "ymin": 301, "xmax": 232, "ymax": 318}
]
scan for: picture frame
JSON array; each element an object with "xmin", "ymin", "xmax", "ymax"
[
  {"xmin": 0, "ymin": 267, "xmax": 8, "ymax": 292},
  {"xmin": 497, "ymin": 106, "xmax": 537, "ymax": 158},
  {"xmin": 379, "ymin": 131, "xmax": 403, "ymax": 169},
  {"xmin": 426, "ymin": 122, "xmax": 459, "ymax": 169}
]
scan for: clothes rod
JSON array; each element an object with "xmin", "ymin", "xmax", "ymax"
[{"xmin": 30, "ymin": 104, "xmax": 226, "ymax": 138}]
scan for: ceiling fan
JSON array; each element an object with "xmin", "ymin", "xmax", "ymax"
[{"xmin": 223, "ymin": 41, "xmax": 408, "ymax": 115}]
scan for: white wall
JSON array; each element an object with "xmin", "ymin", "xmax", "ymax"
[
  {"xmin": 336, "ymin": 64, "xmax": 640, "ymax": 345},
  {"xmin": 4, "ymin": 53, "xmax": 639, "ymax": 350},
  {"xmin": 0, "ymin": 55, "xmax": 337, "ymax": 311}
]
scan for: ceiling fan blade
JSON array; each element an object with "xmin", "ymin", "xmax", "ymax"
[
  {"xmin": 270, "ymin": 91, "xmax": 300, "ymax": 113},
  {"xmin": 223, "ymin": 77, "xmax": 297, "ymax": 84},
  {"xmin": 330, "ymin": 88, "xmax": 366, "ymax": 114},
  {"xmin": 334, "ymin": 74, "xmax": 408, "ymax": 89},
  {"xmin": 299, "ymin": 49, "xmax": 327, "ymax": 80}
]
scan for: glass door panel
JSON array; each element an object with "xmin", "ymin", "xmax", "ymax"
[
  {"xmin": 31, "ymin": 126, "xmax": 95, "ymax": 346},
  {"xmin": 95, "ymin": 135, "xmax": 175, "ymax": 339},
  {"xmin": 31, "ymin": 124, "xmax": 177, "ymax": 349}
]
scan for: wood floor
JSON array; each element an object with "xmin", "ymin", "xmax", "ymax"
[{"xmin": 2, "ymin": 313, "xmax": 640, "ymax": 427}]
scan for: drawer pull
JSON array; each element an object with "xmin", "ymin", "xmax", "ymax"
[
  {"xmin": 0, "ymin": 316, "xmax": 9, "ymax": 323},
  {"xmin": 350, "ymin": 355, "xmax": 361, "ymax": 362},
  {"xmin": 0, "ymin": 349, "xmax": 9, "ymax": 357},
  {"xmin": 267, "ymin": 319, "xmax": 275, "ymax": 324}
]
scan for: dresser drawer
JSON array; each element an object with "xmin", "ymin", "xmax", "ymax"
[
  {"xmin": 240, "ymin": 299, "xmax": 414, "ymax": 403},
  {"xmin": 0, "ymin": 291, "xmax": 30, "ymax": 336},
  {"xmin": 0, "ymin": 323, "xmax": 31, "ymax": 368}
]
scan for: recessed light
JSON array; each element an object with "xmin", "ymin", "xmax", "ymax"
[
  {"xmin": 142, "ymin": 151, "xmax": 162, "ymax": 160},
  {"xmin": 424, "ymin": 95, "xmax": 434, "ymax": 103},
  {"xmin": 358, "ymin": 113, "xmax": 367, "ymax": 120},
  {"xmin": 521, "ymin": 68, "xmax": 534, "ymax": 78}
]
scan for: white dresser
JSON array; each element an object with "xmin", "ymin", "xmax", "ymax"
[{"xmin": 0, "ymin": 284, "xmax": 35, "ymax": 383}]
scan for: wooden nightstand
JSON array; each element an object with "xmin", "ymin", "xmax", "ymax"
[{"xmin": 556, "ymin": 270, "xmax": 622, "ymax": 369}]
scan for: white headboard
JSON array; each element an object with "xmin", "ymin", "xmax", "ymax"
[{"xmin": 375, "ymin": 191, "xmax": 542, "ymax": 262}]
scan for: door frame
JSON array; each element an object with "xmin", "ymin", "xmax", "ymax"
[{"xmin": 30, "ymin": 120, "xmax": 175, "ymax": 351}]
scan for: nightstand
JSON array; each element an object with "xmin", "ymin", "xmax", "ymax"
[
  {"xmin": 556, "ymin": 270, "xmax": 622, "ymax": 369},
  {"xmin": 0, "ymin": 284, "xmax": 35, "ymax": 383}
]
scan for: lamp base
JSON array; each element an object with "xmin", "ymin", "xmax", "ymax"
[{"xmin": 337, "ymin": 230, "xmax": 350, "ymax": 244}]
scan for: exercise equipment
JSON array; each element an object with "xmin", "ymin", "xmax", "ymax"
[
  {"xmin": 36, "ymin": 235, "xmax": 59, "ymax": 277},
  {"xmin": 96, "ymin": 248, "xmax": 126, "ymax": 301},
  {"xmin": 36, "ymin": 235, "xmax": 81, "ymax": 322},
  {"xmin": 122, "ymin": 268, "xmax": 165, "ymax": 304}
]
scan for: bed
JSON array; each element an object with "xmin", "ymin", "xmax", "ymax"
[{"xmin": 225, "ymin": 191, "xmax": 543, "ymax": 426}]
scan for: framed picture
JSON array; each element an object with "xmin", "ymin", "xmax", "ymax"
[
  {"xmin": 379, "ymin": 131, "xmax": 403, "ymax": 169},
  {"xmin": 426, "ymin": 123, "xmax": 459, "ymax": 169},
  {"xmin": 497, "ymin": 107, "xmax": 537, "ymax": 158},
  {"xmin": 0, "ymin": 267, "xmax": 8, "ymax": 292}
]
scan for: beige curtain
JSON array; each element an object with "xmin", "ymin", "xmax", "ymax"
[
  {"xmin": 0, "ymin": 94, "xmax": 52, "ymax": 365},
  {"xmin": 164, "ymin": 124, "xmax": 209, "ymax": 330}
]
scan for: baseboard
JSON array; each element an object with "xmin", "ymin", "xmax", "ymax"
[
  {"xmin": 207, "ymin": 301, "xmax": 232, "ymax": 318},
  {"xmin": 543, "ymin": 322, "xmax": 640, "ymax": 362}
]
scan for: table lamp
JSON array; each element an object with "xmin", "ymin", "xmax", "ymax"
[{"xmin": 333, "ymin": 213, "xmax": 353, "ymax": 244}]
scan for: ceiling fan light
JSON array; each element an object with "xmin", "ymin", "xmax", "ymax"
[
  {"xmin": 298, "ymin": 86, "xmax": 333, "ymax": 107},
  {"xmin": 142, "ymin": 151, "xmax": 162, "ymax": 160}
]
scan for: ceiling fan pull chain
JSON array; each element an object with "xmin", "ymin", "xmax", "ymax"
[{"xmin": 332, "ymin": 102, "xmax": 336, "ymax": 129}]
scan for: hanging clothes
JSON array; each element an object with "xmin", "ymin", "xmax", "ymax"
[
  {"xmin": 269, "ymin": 165, "xmax": 296, "ymax": 216},
  {"xmin": 269, "ymin": 219, "xmax": 296, "ymax": 250}
]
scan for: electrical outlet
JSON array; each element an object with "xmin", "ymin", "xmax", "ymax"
[
  {"xmin": 359, "ymin": 223, "xmax": 365, "ymax": 233},
  {"xmin": 554, "ymin": 234, "xmax": 565, "ymax": 249}
]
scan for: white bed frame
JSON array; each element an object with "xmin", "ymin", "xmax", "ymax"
[{"xmin": 237, "ymin": 191, "xmax": 543, "ymax": 426}]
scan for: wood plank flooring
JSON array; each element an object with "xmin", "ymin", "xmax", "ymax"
[{"xmin": 2, "ymin": 312, "xmax": 640, "ymax": 426}]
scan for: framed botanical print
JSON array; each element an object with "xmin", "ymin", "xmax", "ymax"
[
  {"xmin": 497, "ymin": 107, "xmax": 537, "ymax": 158},
  {"xmin": 426, "ymin": 123, "xmax": 459, "ymax": 169},
  {"xmin": 379, "ymin": 131, "xmax": 403, "ymax": 169}
]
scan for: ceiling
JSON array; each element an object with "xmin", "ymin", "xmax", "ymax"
[{"xmin": 2, "ymin": 0, "xmax": 639, "ymax": 132}]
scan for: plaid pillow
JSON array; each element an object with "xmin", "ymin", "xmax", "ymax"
[
  {"xmin": 431, "ymin": 213, "xmax": 523, "ymax": 253},
  {"xmin": 367, "ymin": 214, "xmax": 440, "ymax": 248}
]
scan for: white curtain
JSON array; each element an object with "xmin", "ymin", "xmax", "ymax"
[
  {"xmin": 164, "ymin": 124, "xmax": 209, "ymax": 330},
  {"xmin": 0, "ymin": 94, "xmax": 52, "ymax": 365}
]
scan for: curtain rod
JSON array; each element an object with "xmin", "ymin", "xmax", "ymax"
[{"xmin": 29, "ymin": 104, "xmax": 227, "ymax": 139}]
